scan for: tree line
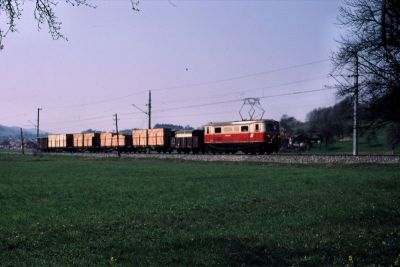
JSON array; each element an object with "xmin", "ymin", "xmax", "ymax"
[{"xmin": 280, "ymin": 97, "xmax": 399, "ymax": 150}]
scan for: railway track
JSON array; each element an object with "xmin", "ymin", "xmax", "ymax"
[{"xmin": 43, "ymin": 152, "xmax": 400, "ymax": 164}]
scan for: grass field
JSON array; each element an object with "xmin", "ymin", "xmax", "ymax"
[
  {"xmin": 0, "ymin": 154, "xmax": 399, "ymax": 266},
  {"xmin": 308, "ymin": 139, "xmax": 394, "ymax": 154},
  {"xmin": 308, "ymin": 128, "xmax": 399, "ymax": 155}
]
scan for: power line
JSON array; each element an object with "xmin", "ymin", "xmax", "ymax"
[
  {"xmin": 44, "ymin": 74, "xmax": 332, "ymax": 125},
  {"xmin": 41, "ymin": 86, "xmax": 335, "ymax": 128},
  {"xmin": 41, "ymin": 87, "xmax": 335, "ymax": 132},
  {"xmin": 154, "ymin": 87, "xmax": 335, "ymax": 112},
  {"xmin": 43, "ymin": 59, "xmax": 329, "ymax": 110},
  {"xmin": 150, "ymin": 59, "xmax": 329, "ymax": 92},
  {"xmin": 154, "ymin": 75, "xmax": 330, "ymax": 106}
]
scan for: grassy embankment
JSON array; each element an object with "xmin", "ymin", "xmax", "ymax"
[
  {"xmin": 308, "ymin": 128, "xmax": 399, "ymax": 154},
  {"xmin": 0, "ymin": 154, "xmax": 399, "ymax": 266}
]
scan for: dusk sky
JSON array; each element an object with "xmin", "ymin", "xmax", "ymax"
[{"xmin": 1, "ymin": 0, "xmax": 344, "ymax": 133}]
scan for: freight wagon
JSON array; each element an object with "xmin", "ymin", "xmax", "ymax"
[
  {"xmin": 73, "ymin": 133, "xmax": 101, "ymax": 152},
  {"xmin": 100, "ymin": 133, "xmax": 125, "ymax": 151},
  {"xmin": 171, "ymin": 130, "xmax": 205, "ymax": 154},
  {"xmin": 37, "ymin": 137, "xmax": 48, "ymax": 151},
  {"xmin": 48, "ymin": 134, "xmax": 74, "ymax": 152},
  {"xmin": 36, "ymin": 120, "xmax": 281, "ymax": 155},
  {"xmin": 132, "ymin": 128, "xmax": 172, "ymax": 153}
]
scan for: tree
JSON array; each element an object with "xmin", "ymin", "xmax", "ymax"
[
  {"xmin": 0, "ymin": 0, "xmax": 139, "ymax": 49},
  {"xmin": 306, "ymin": 107, "xmax": 335, "ymax": 147},
  {"xmin": 305, "ymin": 98, "xmax": 353, "ymax": 147},
  {"xmin": 279, "ymin": 114, "xmax": 303, "ymax": 135},
  {"xmin": 332, "ymin": 0, "xmax": 400, "ymax": 126}
]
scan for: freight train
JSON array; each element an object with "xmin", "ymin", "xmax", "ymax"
[{"xmin": 37, "ymin": 119, "xmax": 281, "ymax": 155}]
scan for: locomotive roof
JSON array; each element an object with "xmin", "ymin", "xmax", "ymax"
[{"xmin": 204, "ymin": 119, "xmax": 277, "ymax": 127}]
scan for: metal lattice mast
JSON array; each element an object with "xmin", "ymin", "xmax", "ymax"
[{"xmin": 239, "ymin": 98, "xmax": 265, "ymax": 121}]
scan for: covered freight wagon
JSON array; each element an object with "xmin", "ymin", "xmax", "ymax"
[{"xmin": 171, "ymin": 130, "xmax": 204, "ymax": 154}]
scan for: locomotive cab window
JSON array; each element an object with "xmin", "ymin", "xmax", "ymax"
[
  {"xmin": 206, "ymin": 127, "xmax": 209, "ymax": 134},
  {"xmin": 255, "ymin": 124, "xmax": 259, "ymax": 132},
  {"xmin": 241, "ymin": 126, "xmax": 249, "ymax": 132},
  {"xmin": 215, "ymin": 127, "xmax": 221, "ymax": 134}
]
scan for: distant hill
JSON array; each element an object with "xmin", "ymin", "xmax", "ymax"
[
  {"xmin": 0, "ymin": 124, "xmax": 47, "ymax": 139},
  {"xmin": 153, "ymin": 124, "xmax": 194, "ymax": 130}
]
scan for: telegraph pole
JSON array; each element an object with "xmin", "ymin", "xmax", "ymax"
[
  {"xmin": 36, "ymin": 107, "xmax": 42, "ymax": 141},
  {"xmin": 148, "ymin": 90, "xmax": 152, "ymax": 129},
  {"xmin": 20, "ymin": 128, "xmax": 25, "ymax": 155},
  {"xmin": 147, "ymin": 90, "xmax": 152, "ymax": 153},
  {"xmin": 114, "ymin": 113, "xmax": 121, "ymax": 157},
  {"xmin": 353, "ymin": 53, "xmax": 359, "ymax": 156}
]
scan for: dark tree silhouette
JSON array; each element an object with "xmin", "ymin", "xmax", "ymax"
[
  {"xmin": 0, "ymin": 0, "xmax": 139, "ymax": 49},
  {"xmin": 279, "ymin": 114, "xmax": 302, "ymax": 135},
  {"xmin": 331, "ymin": 0, "xmax": 400, "ymax": 125},
  {"xmin": 306, "ymin": 98, "xmax": 353, "ymax": 147}
]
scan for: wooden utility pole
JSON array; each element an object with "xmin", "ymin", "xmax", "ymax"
[
  {"xmin": 148, "ymin": 90, "xmax": 152, "ymax": 129},
  {"xmin": 353, "ymin": 53, "xmax": 359, "ymax": 156},
  {"xmin": 147, "ymin": 90, "xmax": 152, "ymax": 153},
  {"xmin": 37, "ymin": 108, "xmax": 42, "ymax": 142},
  {"xmin": 20, "ymin": 128, "xmax": 25, "ymax": 155},
  {"xmin": 114, "ymin": 113, "xmax": 121, "ymax": 157}
]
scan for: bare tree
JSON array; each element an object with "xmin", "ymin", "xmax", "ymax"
[
  {"xmin": 0, "ymin": 0, "xmax": 139, "ymax": 49},
  {"xmin": 331, "ymin": 0, "xmax": 400, "ymax": 125}
]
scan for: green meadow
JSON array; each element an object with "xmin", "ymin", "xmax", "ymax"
[{"xmin": 0, "ymin": 153, "xmax": 399, "ymax": 266}]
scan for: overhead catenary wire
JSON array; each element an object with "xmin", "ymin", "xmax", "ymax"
[
  {"xmin": 153, "ymin": 75, "xmax": 330, "ymax": 106},
  {"xmin": 42, "ymin": 86, "xmax": 335, "ymax": 130},
  {"xmin": 154, "ymin": 87, "xmax": 335, "ymax": 112},
  {"xmin": 42, "ymin": 59, "xmax": 329, "ymax": 110},
  {"xmin": 40, "ymin": 74, "xmax": 334, "ymax": 126},
  {"xmin": 4, "ymin": 59, "xmax": 335, "ymax": 131}
]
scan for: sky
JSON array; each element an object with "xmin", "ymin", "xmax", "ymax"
[{"xmin": 0, "ymin": 0, "xmax": 344, "ymax": 133}]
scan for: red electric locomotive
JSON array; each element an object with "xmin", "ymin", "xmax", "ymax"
[{"xmin": 204, "ymin": 119, "xmax": 281, "ymax": 154}]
